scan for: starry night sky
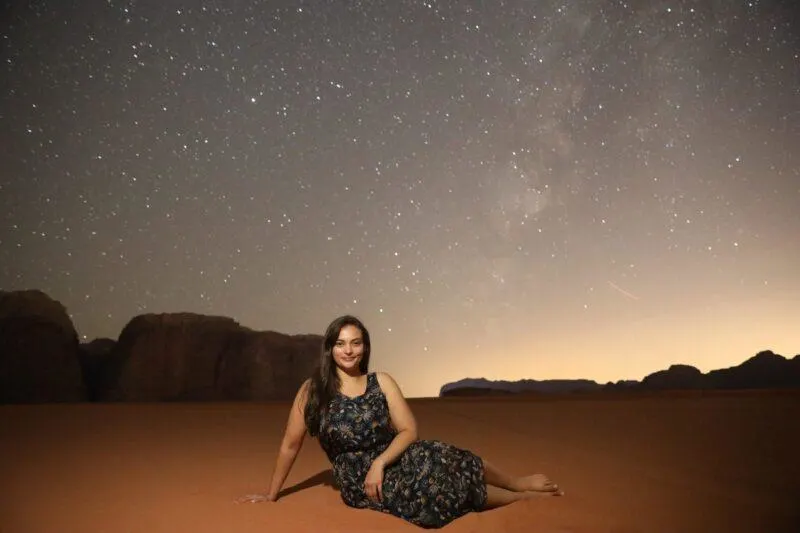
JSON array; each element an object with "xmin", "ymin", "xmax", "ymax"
[{"xmin": 2, "ymin": 0, "xmax": 798, "ymax": 397}]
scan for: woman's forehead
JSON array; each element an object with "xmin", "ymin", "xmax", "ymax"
[{"xmin": 337, "ymin": 324, "xmax": 362, "ymax": 340}]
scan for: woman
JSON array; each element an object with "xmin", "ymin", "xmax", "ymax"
[{"xmin": 241, "ymin": 315, "xmax": 561, "ymax": 527}]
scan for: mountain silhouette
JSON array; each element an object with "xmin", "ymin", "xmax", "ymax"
[{"xmin": 439, "ymin": 350, "xmax": 800, "ymax": 397}]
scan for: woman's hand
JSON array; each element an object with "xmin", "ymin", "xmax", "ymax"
[
  {"xmin": 364, "ymin": 459, "xmax": 385, "ymax": 504},
  {"xmin": 235, "ymin": 492, "xmax": 277, "ymax": 504}
]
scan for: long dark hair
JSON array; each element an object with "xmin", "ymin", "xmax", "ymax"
[{"xmin": 304, "ymin": 315, "xmax": 371, "ymax": 436}]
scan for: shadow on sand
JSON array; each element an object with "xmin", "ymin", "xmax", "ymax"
[{"xmin": 279, "ymin": 469, "xmax": 337, "ymax": 498}]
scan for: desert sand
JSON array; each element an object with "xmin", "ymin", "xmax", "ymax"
[{"xmin": 2, "ymin": 391, "xmax": 798, "ymax": 533}]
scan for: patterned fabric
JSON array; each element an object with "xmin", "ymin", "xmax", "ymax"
[{"xmin": 318, "ymin": 372, "xmax": 487, "ymax": 528}]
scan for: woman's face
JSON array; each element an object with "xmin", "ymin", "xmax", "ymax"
[{"xmin": 332, "ymin": 324, "xmax": 365, "ymax": 373}]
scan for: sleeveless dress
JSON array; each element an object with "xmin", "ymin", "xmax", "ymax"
[{"xmin": 318, "ymin": 372, "xmax": 487, "ymax": 528}]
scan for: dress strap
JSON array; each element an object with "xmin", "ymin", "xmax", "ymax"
[{"xmin": 366, "ymin": 372, "xmax": 377, "ymax": 392}]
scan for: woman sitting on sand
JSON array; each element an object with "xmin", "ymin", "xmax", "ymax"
[{"xmin": 241, "ymin": 315, "xmax": 562, "ymax": 528}]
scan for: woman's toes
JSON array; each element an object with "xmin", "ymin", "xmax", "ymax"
[
  {"xmin": 520, "ymin": 474, "xmax": 554, "ymax": 492},
  {"xmin": 520, "ymin": 474, "xmax": 559, "ymax": 491}
]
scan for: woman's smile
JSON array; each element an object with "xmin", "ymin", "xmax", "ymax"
[{"xmin": 333, "ymin": 324, "xmax": 365, "ymax": 371}]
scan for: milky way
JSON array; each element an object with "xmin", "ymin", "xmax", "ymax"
[{"xmin": 2, "ymin": 0, "xmax": 798, "ymax": 396}]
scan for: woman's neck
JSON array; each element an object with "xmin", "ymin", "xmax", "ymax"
[{"xmin": 336, "ymin": 368, "xmax": 364, "ymax": 382}]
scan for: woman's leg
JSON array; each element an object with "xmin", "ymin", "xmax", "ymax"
[
  {"xmin": 483, "ymin": 485, "xmax": 531, "ymax": 509},
  {"xmin": 483, "ymin": 460, "xmax": 559, "ymax": 493},
  {"xmin": 483, "ymin": 460, "xmax": 525, "ymax": 491},
  {"xmin": 483, "ymin": 485, "xmax": 558, "ymax": 509},
  {"xmin": 480, "ymin": 460, "xmax": 562, "ymax": 510}
]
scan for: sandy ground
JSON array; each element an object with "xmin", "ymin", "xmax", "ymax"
[{"xmin": 2, "ymin": 391, "xmax": 799, "ymax": 533}]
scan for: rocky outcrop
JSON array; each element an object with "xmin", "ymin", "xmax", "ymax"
[
  {"xmin": 105, "ymin": 313, "xmax": 322, "ymax": 401},
  {"xmin": 440, "ymin": 377, "xmax": 602, "ymax": 397},
  {"xmin": 440, "ymin": 351, "xmax": 800, "ymax": 397},
  {"xmin": 641, "ymin": 364, "xmax": 705, "ymax": 390},
  {"xmin": 0, "ymin": 290, "xmax": 324, "ymax": 403},
  {"xmin": 706, "ymin": 350, "xmax": 800, "ymax": 389},
  {"xmin": 603, "ymin": 379, "xmax": 640, "ymax": 391},
  {"xmin": 440, "ymin": 386, "xmax": 515, "ymax": 397},
  {"xmin": 0, "ymin": 290, "xmax": 85, "ymax": 402}
]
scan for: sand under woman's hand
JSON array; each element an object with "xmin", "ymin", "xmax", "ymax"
[{"xmin": 235, "ymin": 493, "xmax": 275, "ymax": 504}]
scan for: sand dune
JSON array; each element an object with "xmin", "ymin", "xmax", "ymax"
[{"xmin": 2, "ymin": 391, "xmax": 798, "ymax": 532}]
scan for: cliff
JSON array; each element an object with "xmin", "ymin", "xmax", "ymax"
[
  {"xmin": 0, "ymin": 290, "xmax": 323, "ymax": 403},
  {"xmin": 105, "ymin": 313, "xmax": 322, "ymax": 401},
  {"xmin": 0, "ymin": 289, "xmax": 85, "ymax": 402}
]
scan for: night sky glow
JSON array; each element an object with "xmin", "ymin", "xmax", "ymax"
[{"xmin": 2, "ymin": 0, "xmax": 798, "ymax": 397}]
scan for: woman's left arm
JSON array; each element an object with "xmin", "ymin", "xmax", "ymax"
[
  {"xmin": 373, "ymin": 372, "xmax": 418, "ymax": 468},
  {"xmin": 364, "ymin": 372, "xmax": 418, "ymax": 502}
]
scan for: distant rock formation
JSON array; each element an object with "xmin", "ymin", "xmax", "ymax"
[
  {"xmin": 0, "ymin": 289, "xmax": 85, "ymax": 403},
  {"xmin": 440, "ymin": 386, "xmax": 516, "ymax": 397},
  {"xmin": 440, "ymin": 351, "xmax": 800, "ymax": 397},
  {"xmin": 707, "ymin": 350, "xmax": 800, "ymax": 389},
  {"xmin": 0, "ymin": 290, "xmax": 324, "ymax": 403},
  {"xmin": 105, "ymin": 313, "xmax": 322, "ymax": 401},
  {"xmin": 440, "ymin": 378, "xmax": 601, "ymax": 397},
  {"xmin": 641, "ymin": 364, "xmax": 705, "ymax": 390}
]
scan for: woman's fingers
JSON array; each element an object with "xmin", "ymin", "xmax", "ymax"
[
  {"xmin": 365, "ymin": 483, "xmax": 381, "ymax": 503},
  {"xmin": 236, "ymin": 493, "xmax": 266, "ymax": 504}
]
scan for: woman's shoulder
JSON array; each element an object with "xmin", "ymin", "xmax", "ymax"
[
  {"xmin": 294, "ymin": 378, "xmax": 312, "ymax": 404},
  {"xmin": 373, "ymin": 371, "xmax": 398, "ymax": 389},
  {"xmin": 373, "ymin": 372, "xmax": 410, "ymax": 404}
]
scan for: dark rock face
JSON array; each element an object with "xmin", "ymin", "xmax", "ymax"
[
  {"xmin": 641, "ymin": 364, "xmax": 705, "ymax": 390},
  {"xmin": 604, "ymin": 380, "xmax": 640, "ymax": 391},
  {"xmin": 0, "ymin": 290, "xmax": 85, "ymax": 403},
  {"xmin": 104, "ymin": 313, "xmax": 322, "ymax": 401},
  {"xmin": 0, "ymin": 290, "xmax": 324, "ymax": 403},
  {"xmin": 214, "ymin": 330, "xmax": 322, "ymax": 401},
  {"xmin": 706, "ymin": 350, "xmax": 800, "ymax": 389},
  {"xmin": 78, "ymin": 338, "xmax": 118, "ymax": 401}
]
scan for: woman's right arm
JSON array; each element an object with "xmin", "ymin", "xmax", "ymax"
[{"xmin": 265, "ymin": 379, "xmax": 310, "ymax": 500}]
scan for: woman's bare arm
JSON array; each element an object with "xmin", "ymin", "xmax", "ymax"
[
  {"xmin": 373, "ymin": 372, "xmax": 418, "ymax": 468},
  {"xmin": 265, "ymin": 379, "xmax": 310, "ymax": 499}
]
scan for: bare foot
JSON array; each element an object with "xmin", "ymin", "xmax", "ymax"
[
  {"xmin": 523, "ymin": 489, "xmax": 564, "ymax": 498},
  {"xmin": 518, "ymin": 474, "xmax": 560, "ymax": 493}
]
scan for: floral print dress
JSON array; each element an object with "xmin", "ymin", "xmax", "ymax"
[{"xmin": 318, "ymin": 372, "xmax": 487, "ymax": 528}]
